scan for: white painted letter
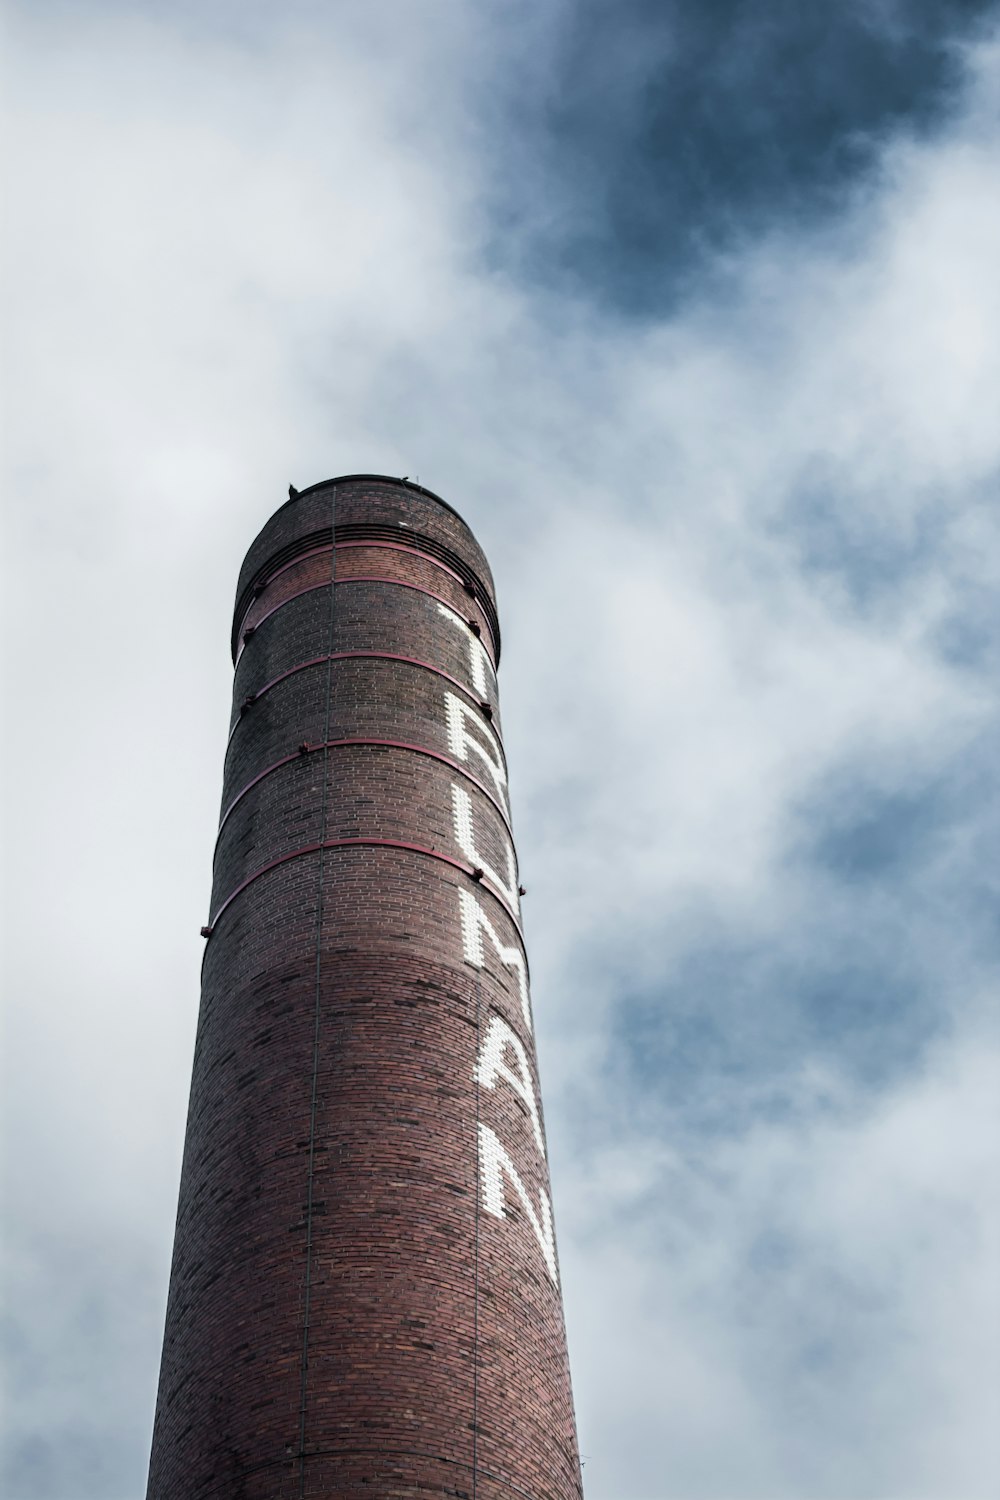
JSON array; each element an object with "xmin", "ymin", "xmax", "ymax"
[
  {"xmin": 437, "ymin": 601, "xmax": 493, "ymax": 698},
  {"xmin": 444, "ymin": 693, "xmax": 508, "ymax": 812},
  {"xmin": 458, "ymin": 888, "xmax": 532, "ymax": 1032},
  {"xmin": 451, "ymin": 784, "xmax": 519, "ymax": 918},
  {"xmin": 478, "ymin": 1122, "xmax": 558, "ymax": 1284},
  {"xmin": 475, "ymin": 1014, "xmax": 544, "ymax": 1154}
]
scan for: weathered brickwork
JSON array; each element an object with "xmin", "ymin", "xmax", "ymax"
[{"xmin": 146, "ymin": 476, "xmax": 583, "ymax": 1500}]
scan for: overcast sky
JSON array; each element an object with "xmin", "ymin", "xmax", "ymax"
[{"xmin": 3, "ymin": 3, "xmax": 1000, "ymax": 1497}]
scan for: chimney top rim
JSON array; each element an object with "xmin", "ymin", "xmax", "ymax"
[{"xmin": 282, "ymin": 474, "xmax": 466, "ymax": 525}]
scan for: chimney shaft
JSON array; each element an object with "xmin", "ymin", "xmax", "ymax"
[{"xmin": 146, "ymin": 476, "xmax": 583, "ymax": 1500}]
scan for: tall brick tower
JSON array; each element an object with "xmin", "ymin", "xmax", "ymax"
[{"xmin": 146, "ymin": 476, "xmax": 583, "ymax": 1500}]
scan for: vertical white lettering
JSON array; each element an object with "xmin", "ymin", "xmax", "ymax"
[
  {"xmin": 475, "ymin": 1015, "xmax": 544, "ymax": 1154},
  {"xmin": 444, "ymin": 693, "xmax": 508, "ymax": 811},
  {"xmin": 478, "ymin": 1122, "xmax": 558, "ymax": 1284},
  {"xmin": 451, "ymin": 784, "xmax": 519, "ymax": 918},
  {"xmin": 437, "ymin": 601, "xmax": 493, "ymax": 698},
  {"xmin": 458, "ymin": 888, "xmax": 532, "ymax": 1032}
]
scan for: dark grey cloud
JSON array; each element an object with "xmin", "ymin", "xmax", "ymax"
[{"xmin": 485, "ymin": 0, "xmax": 1000, "ymax": 311}]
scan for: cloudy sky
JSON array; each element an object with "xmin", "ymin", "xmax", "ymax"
[{"xmin": 3, "ymin": 2, "xmax": 1000, "ymax": 1497}]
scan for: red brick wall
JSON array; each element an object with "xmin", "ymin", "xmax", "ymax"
[{"xmin": 146, "ymin": 477, "xmax": 583, "ymax": 1500}]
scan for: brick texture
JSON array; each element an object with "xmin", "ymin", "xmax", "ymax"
[{"xmin": 146, "ymin": 477, "xmax": 583, "ymax": 1500}]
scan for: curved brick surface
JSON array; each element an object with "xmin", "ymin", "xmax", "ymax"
[
  {"xmin": 233, "ymin": 476, "xmax": 499, "ymax": 664},
  {"xmin": 146, "ymin": 477, "xmax": 583, "ymax": 1500}
]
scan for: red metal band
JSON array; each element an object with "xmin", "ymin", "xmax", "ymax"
[
  {"xmin": 216, "ymin": 737, "xmax": 514, "ymax": 847},
  {"xmin": 206, "ymin": 837, "xmax": 523, "ymax": 935},
  {"xmin": 236, "ymin": 575, "xmax": 498, "ymax": 665},
  {"xmin": 227, "ymin": 649, "xmax": 503, "ymax": 759},
  {"xmin": 249, "ymin": 537, "xmax": 469, "ymax": 599}
]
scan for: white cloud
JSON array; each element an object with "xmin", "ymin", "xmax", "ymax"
[{"xmin": 562, "ymin": 1034, "xmax": 1000, "ymax": 1499}]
